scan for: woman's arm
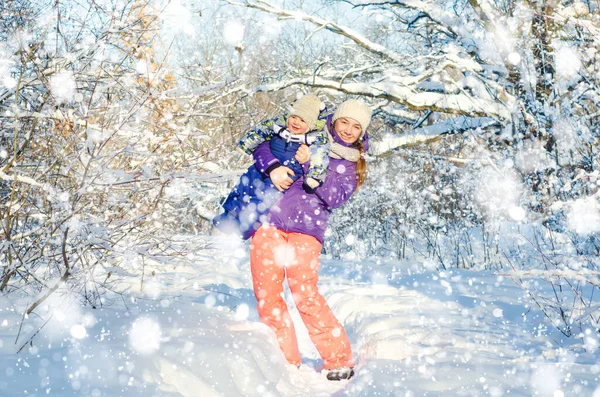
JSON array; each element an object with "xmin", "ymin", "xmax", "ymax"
[
  {"xmin": 309, "ymin": 163, "xmax": 357, "ymax": 210},
  {"xmin": 253, "ymin": 142, "xmax": 295, "ymax": 192}
]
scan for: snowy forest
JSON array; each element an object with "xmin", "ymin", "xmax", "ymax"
[{"xmin": 1, "ymin": 0, "xmax": 600, "ymax": 396}]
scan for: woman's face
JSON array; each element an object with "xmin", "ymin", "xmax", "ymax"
[
  {"xmin": 334, "ymin": 117, "xmax": 362, "ymax": 144},
  {"xmin": 287, "ymin": 115, "xmax": 309, "ymax": 134}
]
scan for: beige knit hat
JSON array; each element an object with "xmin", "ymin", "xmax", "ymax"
[
  {"xmin": 332, "ymin": 99, "xmax": 372, "ymax": 137},
  {"xmin": 288, "ymin": 94, "xmax": 323, "ymax": 131}
]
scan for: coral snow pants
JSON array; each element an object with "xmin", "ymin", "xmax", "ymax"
[{"xmin": 250, "ymin": 225, "xmax": 354, "ymax": 369}]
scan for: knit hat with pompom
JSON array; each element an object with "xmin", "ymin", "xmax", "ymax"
[
  {"xmin": 288, "ymin": 94, "xmax": 324, "ymax": 131},
  {"xmin": 332, "ymin": 99, "xmax": 372, "ymax": 137}
]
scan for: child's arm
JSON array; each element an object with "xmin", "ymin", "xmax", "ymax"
[
  {"xmin": 252, "ymin": 142, "xmax": 281, "ymax": 176},
  {"xmin": 304, "ymin": 129, "xmax": 330, "ymax": 189},
  {"xmin": 238, "ymin": 116, "xmax": 286, "ymax": 155}
]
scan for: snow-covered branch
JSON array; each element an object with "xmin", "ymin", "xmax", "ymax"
[
  {"xmin": 1, "ymin": 171, "xmax": 44, "ymax": 189},
  {"xmin": 370, "ymin": 116, "xmax": 499, "ymax": 155},
  {"xmin": 375, "ymin": 102, "xmax": 418, "ymax": 121},
  {"xmin": 92, "ymin": 170, "xmax": 246, "ymax": 186},
  {"xmin": 354, "ymin": 0, "xmax": 486, "ymax": 54},
  {"xmin": 252, "ymin": 76, "xmax": 512, "ymax": 119},
  {"xmin": 223, "ymin": 0, "xmax": 405, "ymax": 64}
]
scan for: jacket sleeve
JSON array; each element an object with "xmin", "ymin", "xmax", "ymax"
[
  {"xmin": 309, "ymin": 163, "xmax": 357, "ymax": 210},
  {"xmin": 305, "ymin": 130, "xmax": 330, "ymax": 182},
  {"xmin": 238, "ymin": 116, "xmax": 285, "ymax": 155},
  {"xmin": 252, "ymin": 142, "xmax": 281, "ymax": 176}
]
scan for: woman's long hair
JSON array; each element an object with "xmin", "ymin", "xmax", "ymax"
[{"xmin": 355, "ymin": 139, "xmax": 367, "ymax": 190}]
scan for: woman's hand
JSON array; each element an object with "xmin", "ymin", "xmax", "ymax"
[
  {"xmin": 270, "ymin": 166, "xmax": 295, "ymax": 192},
  {"xmin": 295, "ymin": 144, "xmax": 310, "ymax": 164}
]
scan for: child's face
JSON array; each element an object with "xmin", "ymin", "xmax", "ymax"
[{"xmin": 287, "ymin": 115, "xmax": 309, "ymax": 134}]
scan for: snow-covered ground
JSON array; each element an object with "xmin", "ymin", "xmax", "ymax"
[{"xmin": 1, "ymin": 235, "xmax": 599, "ymax": 396}]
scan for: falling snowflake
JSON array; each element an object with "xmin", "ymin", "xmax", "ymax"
[
  {"xmin": 129, "ymin": 317, "xmax": 162, "ymax": 355},
  {"xmin": 70, "ymin": 324, "xmax": 87, "ymax": 340},
  {"xmin": 554, "ymin": 42, "xmax": 581, "ymax": 80},
  {"xmin": 567, "ymin": 196, "xmax": 600, "ymax": 235},
  {"xmin": 223, "ymin": 21, "xmax": 245, "ymax": 45},
  {"xmin": 49, "ymin": 71, "xmax": 77, "ymax": 103}
]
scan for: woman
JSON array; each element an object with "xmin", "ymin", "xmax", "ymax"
[{"xmin": 249, "ymin": 99, "xmax": 371, "ymax": 381}]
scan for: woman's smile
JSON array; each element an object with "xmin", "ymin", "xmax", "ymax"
[{"xmin": 339, "ymin": 131, "xmax": 353, "ymax": 140}]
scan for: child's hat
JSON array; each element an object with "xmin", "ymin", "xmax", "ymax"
[
  {"xmin": 332, "ymin": 99, "xmax": 372, "ymax": 137},
  {"xmin": 288, "ymin": 94, "xmax": 324, "ymax": 131}
]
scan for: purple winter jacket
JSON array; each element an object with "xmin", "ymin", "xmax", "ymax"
[{"xmin": 252, "ymin": 114, "xmax": 369, "ymax": 244}]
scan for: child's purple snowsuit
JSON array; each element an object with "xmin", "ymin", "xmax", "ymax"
[{"xmin": 212, "ymin": 136, "xmax": 306, "ymax": 240}]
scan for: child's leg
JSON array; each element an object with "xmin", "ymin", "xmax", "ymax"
[
  {"xmin": 250, "ymin": 226, "xmax": 301, "ymax": 366},
  {"xmin": 213, "ymin": 167, "xmax": 259, "ymax": 234},
  {"xmin": 223, "ymin": 166, "xmax": 262, "ymax": 217},
  {"xmin": 284, "ymin": 233, "xmax": 354, "ymax": 370},
  {"xmin": 239, "ymin": 183, "xmax": 281, "ymax": 240},
  {"xmin": 216, "ymin": 165, "xmax": 274, "ymax": 238}
]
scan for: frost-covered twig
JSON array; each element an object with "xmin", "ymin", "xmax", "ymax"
[
  {"xmin": 16, "ymin": 316, "xmax": 53, "ymax": 354},
  {"xmin": 499, "ymin": 269, "xmax": 600, "ymax": 285},
  {"xmin": 0, "ymin": 171, "xmax": 44, "ymax": 188},
  {"xmin": 25, "ymin": 228, "xmax": 72, "ymax": 316}
]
